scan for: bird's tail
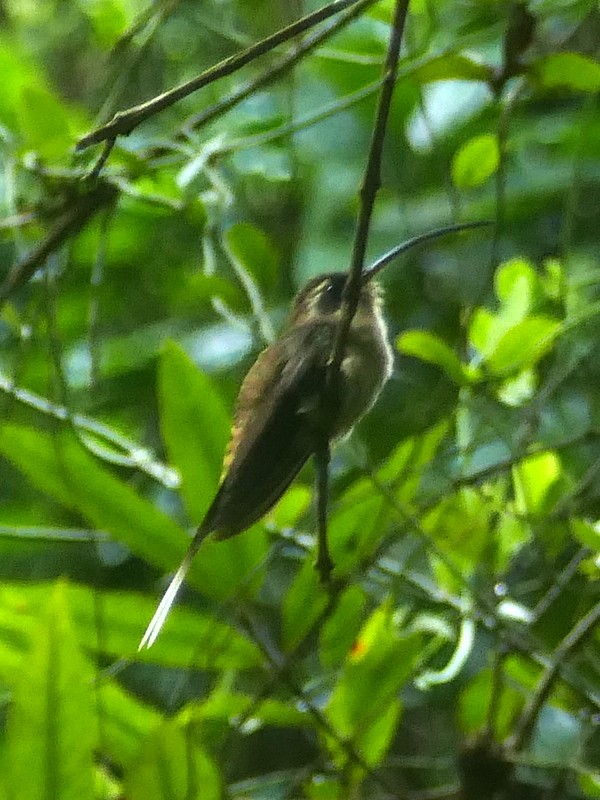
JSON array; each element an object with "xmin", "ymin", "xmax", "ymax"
[{"xmin": 138, "ymin": 532, "xmax": 205, "ymax": 650}]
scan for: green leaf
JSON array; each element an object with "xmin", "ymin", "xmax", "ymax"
[
  {"xmin": 396, "ymin": 330, "xmax": 466, "ymax": 384},
  {"xmin": 159, "ymin": 340, "xmax": 230, "ymax": 522},
  {"xmin": 126, "ymin": 719, "xmax": 222, "ymax": 800},
  {"xmin": 486, "ymin": 316, "xmax": 560, "ymax": 375},
  {"xmin": 579, "ymin": 771, "xmax": 600, "ymax": 798},
  {"xmin": 469, "ymin": 258, "xmax": 540, "ymax": 360},
  {"xmin": 469, "ymin": 307, "xmax": 496, "ymax": 358},
  {"xmin": 319, "ymin": 585, "xmax": 366, "ymax": 668},
  {"xmin": 270, "ymin": 485, "xmax": 312, "ymax": 529},
  {"xmin": 452, "ymin": 134, "xmax": 499, "ymax": 189},
  {"xmin": 97, "ymin": 681, "xmax": 161, "ymax": 769},
  {"xmin": 534, "ymin": 53, "xmax": 600, "ymax": 93},
  {"xmin": 77, "ymin": 0, "xmax": 130, "ymax": 49},
  {"xmin": 326, "ymin": 601, "xmax": 419, "ymax": 740},
  {"xmin": 494, "ymin": 257, "xmax": 537, "ymax": 310},
  {"xmin": 0, "ymin": 582, "xmax": 161, "ymax": 768},
  {"xmin": 355, "ymin": 700, "xmax": 401, "ymax": 768},
  {"xmin": 223, "ymin": 222, "xmax": 279, "ymax": 290},
  {"xmin": 423, "ymin": 488, "xmax": 491, "ymax": 574},
  {"xmin": 23, "ymin": 582, "xmax": 262, "ymax": 670},
  {"xmin": 377, "ymin": 422, "xmax": 448, "ymax": 503},
  {"xmin": 513, "ymin": 452, "xmax": 561, "ymax": 517},
  {"xmin": 189, "ymin": 688, "xmax": 309, "ymax": 731},
  {"xmin": 329, "ymin": 492, "xmax": 388, "ymax": 576},
  {"xmin": 410, "ymin": 52, "xmax": 491, "ymax": 84},
  {"xmin": 17, "ymin": 85, "xmax": 72, "ymax": 159},
  {"xmin": 5, "ymin": 581, "xmax": 95, "ymax": 800},
  {"xmin": 0, "ymin": 424, "xmax": 187, "ymax": 572},
  {"xmin": 282, "ymin": 561, "xmax": 328, "ymax": 652},
  {"xmin": 570, "ymin": 519, "xmax": 600, "ymax": 551}
]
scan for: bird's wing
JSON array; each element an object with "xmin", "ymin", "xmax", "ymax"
[
  {"xmin": 138, "ymin": 323, "xmax": 333, "ymax": 650},
  {"xmin": 202, "ymin": 323, "xmax": 334, "ymax": 538}
]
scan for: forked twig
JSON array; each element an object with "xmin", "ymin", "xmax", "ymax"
[{"xmin": 76, "ymin": 0, "xmax": 373, "ymax": 152}]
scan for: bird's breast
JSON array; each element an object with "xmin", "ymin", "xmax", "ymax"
[{"xmin": 334, "ymin": 317, "xmax": 393, "ymax": 437}]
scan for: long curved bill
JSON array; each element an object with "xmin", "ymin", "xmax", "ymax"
[{"xmin": 361, "ymin": 220, "xmax": 493, "ymax": 284}]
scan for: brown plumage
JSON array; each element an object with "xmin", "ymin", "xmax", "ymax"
[{"xmin": 139, "ymin": 272, "xmax": 392, "ymax": 648}]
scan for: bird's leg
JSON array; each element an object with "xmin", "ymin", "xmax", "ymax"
[{"xmin": 314, "ymin": 439, "xmax": 333, "ymax": 584}]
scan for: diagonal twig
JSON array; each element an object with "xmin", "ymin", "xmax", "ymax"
[
  {"xmin": 0, "ymin": 182, "xmax": 118, "ymax": 311},
  {"xmin": 75, "ymin": 0, "xmax": 374, "ymax": 152},
  {"xmin": 179, "ymin": 0, "xmax": 378, "ymax": 139}
]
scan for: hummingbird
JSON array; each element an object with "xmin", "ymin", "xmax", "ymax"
[{"xmin": 138, "ymin": 222, "xmax": 490, "ymax": 649}]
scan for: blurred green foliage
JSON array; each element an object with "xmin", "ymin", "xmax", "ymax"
[{"xmin": 1, "ymin": 0, "xmax": 600, "ymax": 798}]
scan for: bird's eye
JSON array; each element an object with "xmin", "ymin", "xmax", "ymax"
[{"xmin": 319, "ymin": 276, "xmax": 345, "ymax": 312}]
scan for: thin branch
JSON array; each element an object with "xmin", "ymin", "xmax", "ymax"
[
  {"xmin": 331, "ymin": 0, "xmax": 411, "ymax": 375},
  {"xmin": 530, "ymin": 547, "xmax": 593, "ymax": 624},
  {"xmin": 214, "ymin": 75, "xmax": 385, "ymax": 155},
  {"xmin": 508, "ymin": 600, "xmax": 600, "ymax": 754},
  {"xmin": 0, "ymin": 182, "xmax": 118, "ymax": 311},
  {"xmin": 141, "ymin": 45, "xmax": 461, "ymax": 165},
  {"xmin": 237, "ymin": 607, "xmax": 408, "ymax": 799},
  {"xmin": 179, "ymin": 0, "xmax": 377, "ymax": 139},
  {"xmin": 75, "ymin": 0, "xmax": 373, "ymax": 151}
]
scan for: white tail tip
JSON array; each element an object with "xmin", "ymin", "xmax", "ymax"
[{"xmin": 138, "ymin": 561, "xmax": 190, "ymax": 650}]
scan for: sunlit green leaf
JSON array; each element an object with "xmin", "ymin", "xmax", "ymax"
[
  {"xmin": 494, "ymin": 257, "xmax": 537, "ymax": 311},
  {"xmin": 357, "ymin": 700, "xmax": 401, "ymax": 767},
  {"xmin": 486, "ymin": 316, "xmax": 560, "ymax": 375},
  {"xmin": 326, "ymin": 601, "xmax": 420, "ymax": 745},
  {"xmin": 497, "ymin": 368, "xmax": 537, "ymax": 407},
  {"xmin": 496, "ymin": 512, "xmax": 530, "ymax": 573},
  {"xmin": 319, "ymin": 585, "xmax": 366, "ymax": 668},
  {"xmin": 0, "ymin": 583, "xmax": 161, "ymax": 767},
  {"xmin": 570, "ymin": 519, "xmax": 600, "ymax": 551},
  {"xmin": 376, "ymin": 421, "xmax": 448, "ymax": 503},
  {"xmin": 513, "ymin": 451, "xmax": 561, "ymax": 517},
  {"xmin": 5, "ymin": 582, "xmax": 95, "ymax": 800},
  {"xmin": 270, "ymin": 485, "xmax": 312, "ymax": 529},
  {"xmin": 282, "ymin": 561, "xmax": 328, "ymax": 651},
  {"xmin": 0, "ymin": 424, "xmax": 187, "ymax": 571},
  {"xmin": 397, "ymin": 329, "xmax": 467, "ymax": 384},
  {"xmin": 452, "ymin": 134, "xmax": 499, "ymax": 188},
  {"xmin": 469, "ymin": 307, "xmax": 496, "ymax": 358},
  {"xmin": 305, "ymin": 775, "xmax": 344, "ymax": 800},
  {"xmin": 186, "ymin": 525, "xmax": 269, "ymax": 602},
  {"xmin": 423, "ymin": 487, "xmax": 491, "ymax": 574},
  {"xmin": 410, "ymin": 53, "xmax": 491, "ymax": 84},
  {"xmin": 534, "ymin": 52, "xmax": 600, "ymax": 93},
  {"xmin": 470, "ymin": 259, "xmax": 551, "ymax": 373},
  {"xmin": 17, "ymin": 85, "xmax": 72, "ymax": 159},
  {"xmin": 126, "ymin": 719, "xmax": 221, "ymax": 800},
  {"xmin": 80, "ymin": 0, "xmax": 130, "ymax": 48},
  {"xmin": 579, "ymin": 771, "xmax": 600, "ymax": 798}
]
